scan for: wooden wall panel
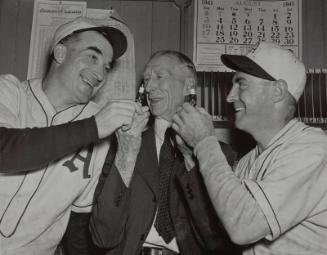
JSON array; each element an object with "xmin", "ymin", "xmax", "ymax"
[
  {"xmin": 302, "ymin": 0, "xmax": 326, "ymax": 68},
  {"xmin": 184, "ymin": 0, "xmax": 195, "ymax": 59},
  {"xmin": 13, "ymin": 0, "xmax": 34, "ymax": 79},
  {"xmin": 151, "ymin": 1, "xmax": 180, "ymax": 53},
  {"xmin": 86, "ymin": 0, "xmax": 120, "ymax": 10},
  {"xmin": 0, "ymin": 0, "xmax": 326, "ymax": 81},
  {"xmin": 120, "ymin": 1, "xmax": 153, "ymax": 84},
  {"xmin": 102, "ymin": 0, "xmax": 122, "ymax": 14},
  {"xmin": 0, "ymin": 0, "xmax": 181, "ymax": 84},
  {"xmin": 324, "ymin": 0, "xmax": 327, "ymax": 67},
  {"xmin": 0, "ymin": 0, "xmax": 19, "ymax": 75}
]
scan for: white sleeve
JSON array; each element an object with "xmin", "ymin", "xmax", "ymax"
[{"xmin": 194, "ymin": 136, "xmax": 270, "ymax": 244}]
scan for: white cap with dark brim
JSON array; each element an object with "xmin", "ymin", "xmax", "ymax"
[
  {"xmin": 221, "ymin": 42, "xmax": 306, "ymax": 101},
  {"xmin": 51, "ymin": 16, "xmax": 127, "ymax": 60}
]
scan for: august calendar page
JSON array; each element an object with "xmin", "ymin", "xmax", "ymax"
[{"xmin": 193, "ymin": 0, "xmax": 302, "ymax": 71}]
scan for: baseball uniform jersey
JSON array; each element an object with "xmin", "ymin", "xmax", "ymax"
[{"xmin": 0, "ymin": 75, "xmax": 109, "ymax": 254}]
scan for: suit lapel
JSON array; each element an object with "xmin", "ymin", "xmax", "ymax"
[{"xmin": 135, "ymin": 126, "xmax": 159, "ymax": 198}]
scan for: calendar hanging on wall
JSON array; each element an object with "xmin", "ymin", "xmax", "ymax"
[{"xmin": 193, "ymin": 0, "xmax": 302, "ymax": 71}]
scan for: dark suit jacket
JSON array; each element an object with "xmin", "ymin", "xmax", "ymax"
[{"xmin": 89, "ymin": 126, "xmax": 240, "ymax": 255}]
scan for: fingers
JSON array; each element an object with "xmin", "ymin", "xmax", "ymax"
[
  {"xmin": 121, "ymin": 109, "xmax": 150, "ymax": 134},
  {"xmin": 134, "ymin": 111, "xmax": 150, "ymax": 127},
  {"xmin": 179, "ymin": 103, "xmax": 199, "ymax": 119},
  {"xmin": 108, "ymin": 100, "xmax": 135, "ymax": 110},
  {"xmin": 104, "ymin": 101, "xmax": 137, "ymax": 130},
  {"xmin": 136, "ymin": 105, "xmax": 149, "ymax": 115},
  {"xmin": 175, "ymin": 134, "xmax": 193, "ymax": 160},
  {"xmin": 134, "ymin": 103, "xmax": 149, "ymax": 114},
  {"xmin": 175, "ymin": 134, "xmax": 184, "ymax": 146},
  {"xmin": 197, "ymin": 106, "xmax": 211, "ymax": 116},
  {"xmin": 108, "ymin": 100, "xmax": 142, "ymax": 119},
  {"xmin": 105, "ymin": 100, "xmax": 149, "ymax": 116},
  {"xmin": 171, "ymin": 122, "xmax": 179, "ymax": 134},
  {"xmin": 172, "ymin": 103, "xmax": 195, "ymax": 134},
  {"xmin": 107, "ymin": 100, "xmax": 149, "ymax": 116},
  {"xmin": 96, "ymin": 100, "xmax": 141, "ymax": 138},
  {"xmin": 175, "ymin": 103, "xmax": 211, "ymax": 125},
  {"xmin": 171, "ymin": 114, "xmax": 183, "ymax": 133},
  {"xmin": 121, "ymin": 116, "xmax": 134, "ymax": 131},
  {"xmin": 181, "ymin": 102, "xmax": 195, "ymax": 113},
  {"xmin": 141, "ymin": 106, "xmax": 149, "ymax": 113}
]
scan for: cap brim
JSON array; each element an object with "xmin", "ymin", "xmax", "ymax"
[
  {"xmin": 77, "ymin": 26, "xmax": 127, "ymax": 60},
  {"xmin": 221, "ymin": 54, "xmax": 276, "ymax": 81}
]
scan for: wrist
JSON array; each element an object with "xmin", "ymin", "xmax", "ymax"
[
  {"xmin": 88, "ymin": 116, "xmax": 100, "ymax": 140},
  {"xmin": 194, "ymin": 135, "xmax": 218, "ymax": 156}
]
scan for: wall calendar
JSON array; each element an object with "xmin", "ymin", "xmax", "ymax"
[{"xmin": 193, "ymin": 0, "xmax": 302, "ymax": 71}]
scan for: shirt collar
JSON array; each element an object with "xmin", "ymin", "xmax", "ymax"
[
  {"xmin": 155, "ymin": 117, "xmax": 171, "ymax": 141},
  {"xmin": 259, "ymin": 118, "xmax": 303, "ymax": 153}
]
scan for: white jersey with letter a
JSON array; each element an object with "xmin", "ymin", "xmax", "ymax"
[{"xmin": 0, "ymin": 75, "xmax": 109, "ymax": 254}]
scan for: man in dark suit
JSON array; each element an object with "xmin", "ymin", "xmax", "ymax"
[{"xmin": 87, "ymin": 50, "xmax": 240, "ymax": 255}]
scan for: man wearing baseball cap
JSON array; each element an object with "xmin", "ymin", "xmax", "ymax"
[
  {"xmin": 0, "ymin": 16, "xmax": 149, "ymax": 254},
  {"xmin": 171, "ymin": 41, "xmax": 327, "ymax": 254}
]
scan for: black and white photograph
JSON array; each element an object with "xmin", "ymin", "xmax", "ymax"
[{"xmin": 0, "ymin": 0, "xmax": 326, "ymax": 254}]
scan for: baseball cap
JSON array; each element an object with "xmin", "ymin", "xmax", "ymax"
[
  {"xmin": 51, "ymin": 16, "xmax": 127, "ymax": 60},
  {"xmin": 221, "ymin": 42, "xmax": 306, "ymax": 101}
]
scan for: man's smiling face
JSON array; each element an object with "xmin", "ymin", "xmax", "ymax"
[
  {"xmin": 59, "ymin": 30, "xmax": 113, "ymax": 105},
  {"xmin": 143, "ymin": 54, "xmax": 188, "ymax": 122},
  {"xmin": 226, "ymin": 71, "xmax": 275, "ymax": 134}
]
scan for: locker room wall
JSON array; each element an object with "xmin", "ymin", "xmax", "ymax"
[
  {"xmin": 0, "ymin": 0, "xmax": 326, "ymax": 83},
  {"xmin": 0, "ymin": 0, "xmax": 182, "ymax": 84},
  {"xmin": 0, "ymin": 0, "xmax": 326, "ymax": 148}
]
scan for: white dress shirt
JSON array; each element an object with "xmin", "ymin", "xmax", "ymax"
[{"xmin": 143, "ymin": 118, "xmax": 179, "ymax": 253}]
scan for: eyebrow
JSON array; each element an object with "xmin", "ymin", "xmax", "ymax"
[
  {"xmin": 143, "ymin": 69, "xmax": 169, "ymax": 76},
  {"xmin": 87, "ymin": 46, "xmax": 103, "ymax": 55},
  {"xmin": 233, "ymin": 77, "xmax": 246, "ymax": 83},
  {"xmin": 87, "ymin": 46, "xmax": 113, "ymax": 69}
]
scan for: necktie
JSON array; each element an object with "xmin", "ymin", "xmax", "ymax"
[{"xmin": 154, "ymin": 128, "xmax": 175, "ymax": 243}]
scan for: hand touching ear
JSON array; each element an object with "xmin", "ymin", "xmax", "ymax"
[{"xmin": 172, "ymin": 103, "xmax": 214, "ymax": 148}]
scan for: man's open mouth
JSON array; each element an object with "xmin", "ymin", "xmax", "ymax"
[
  {"xmin": 82, "ymin": 78, "xmax": 95, "ymax": 88},
  {"xmin": 234, "ymin": 107, "xmax": 245, "ymax": 113}
]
